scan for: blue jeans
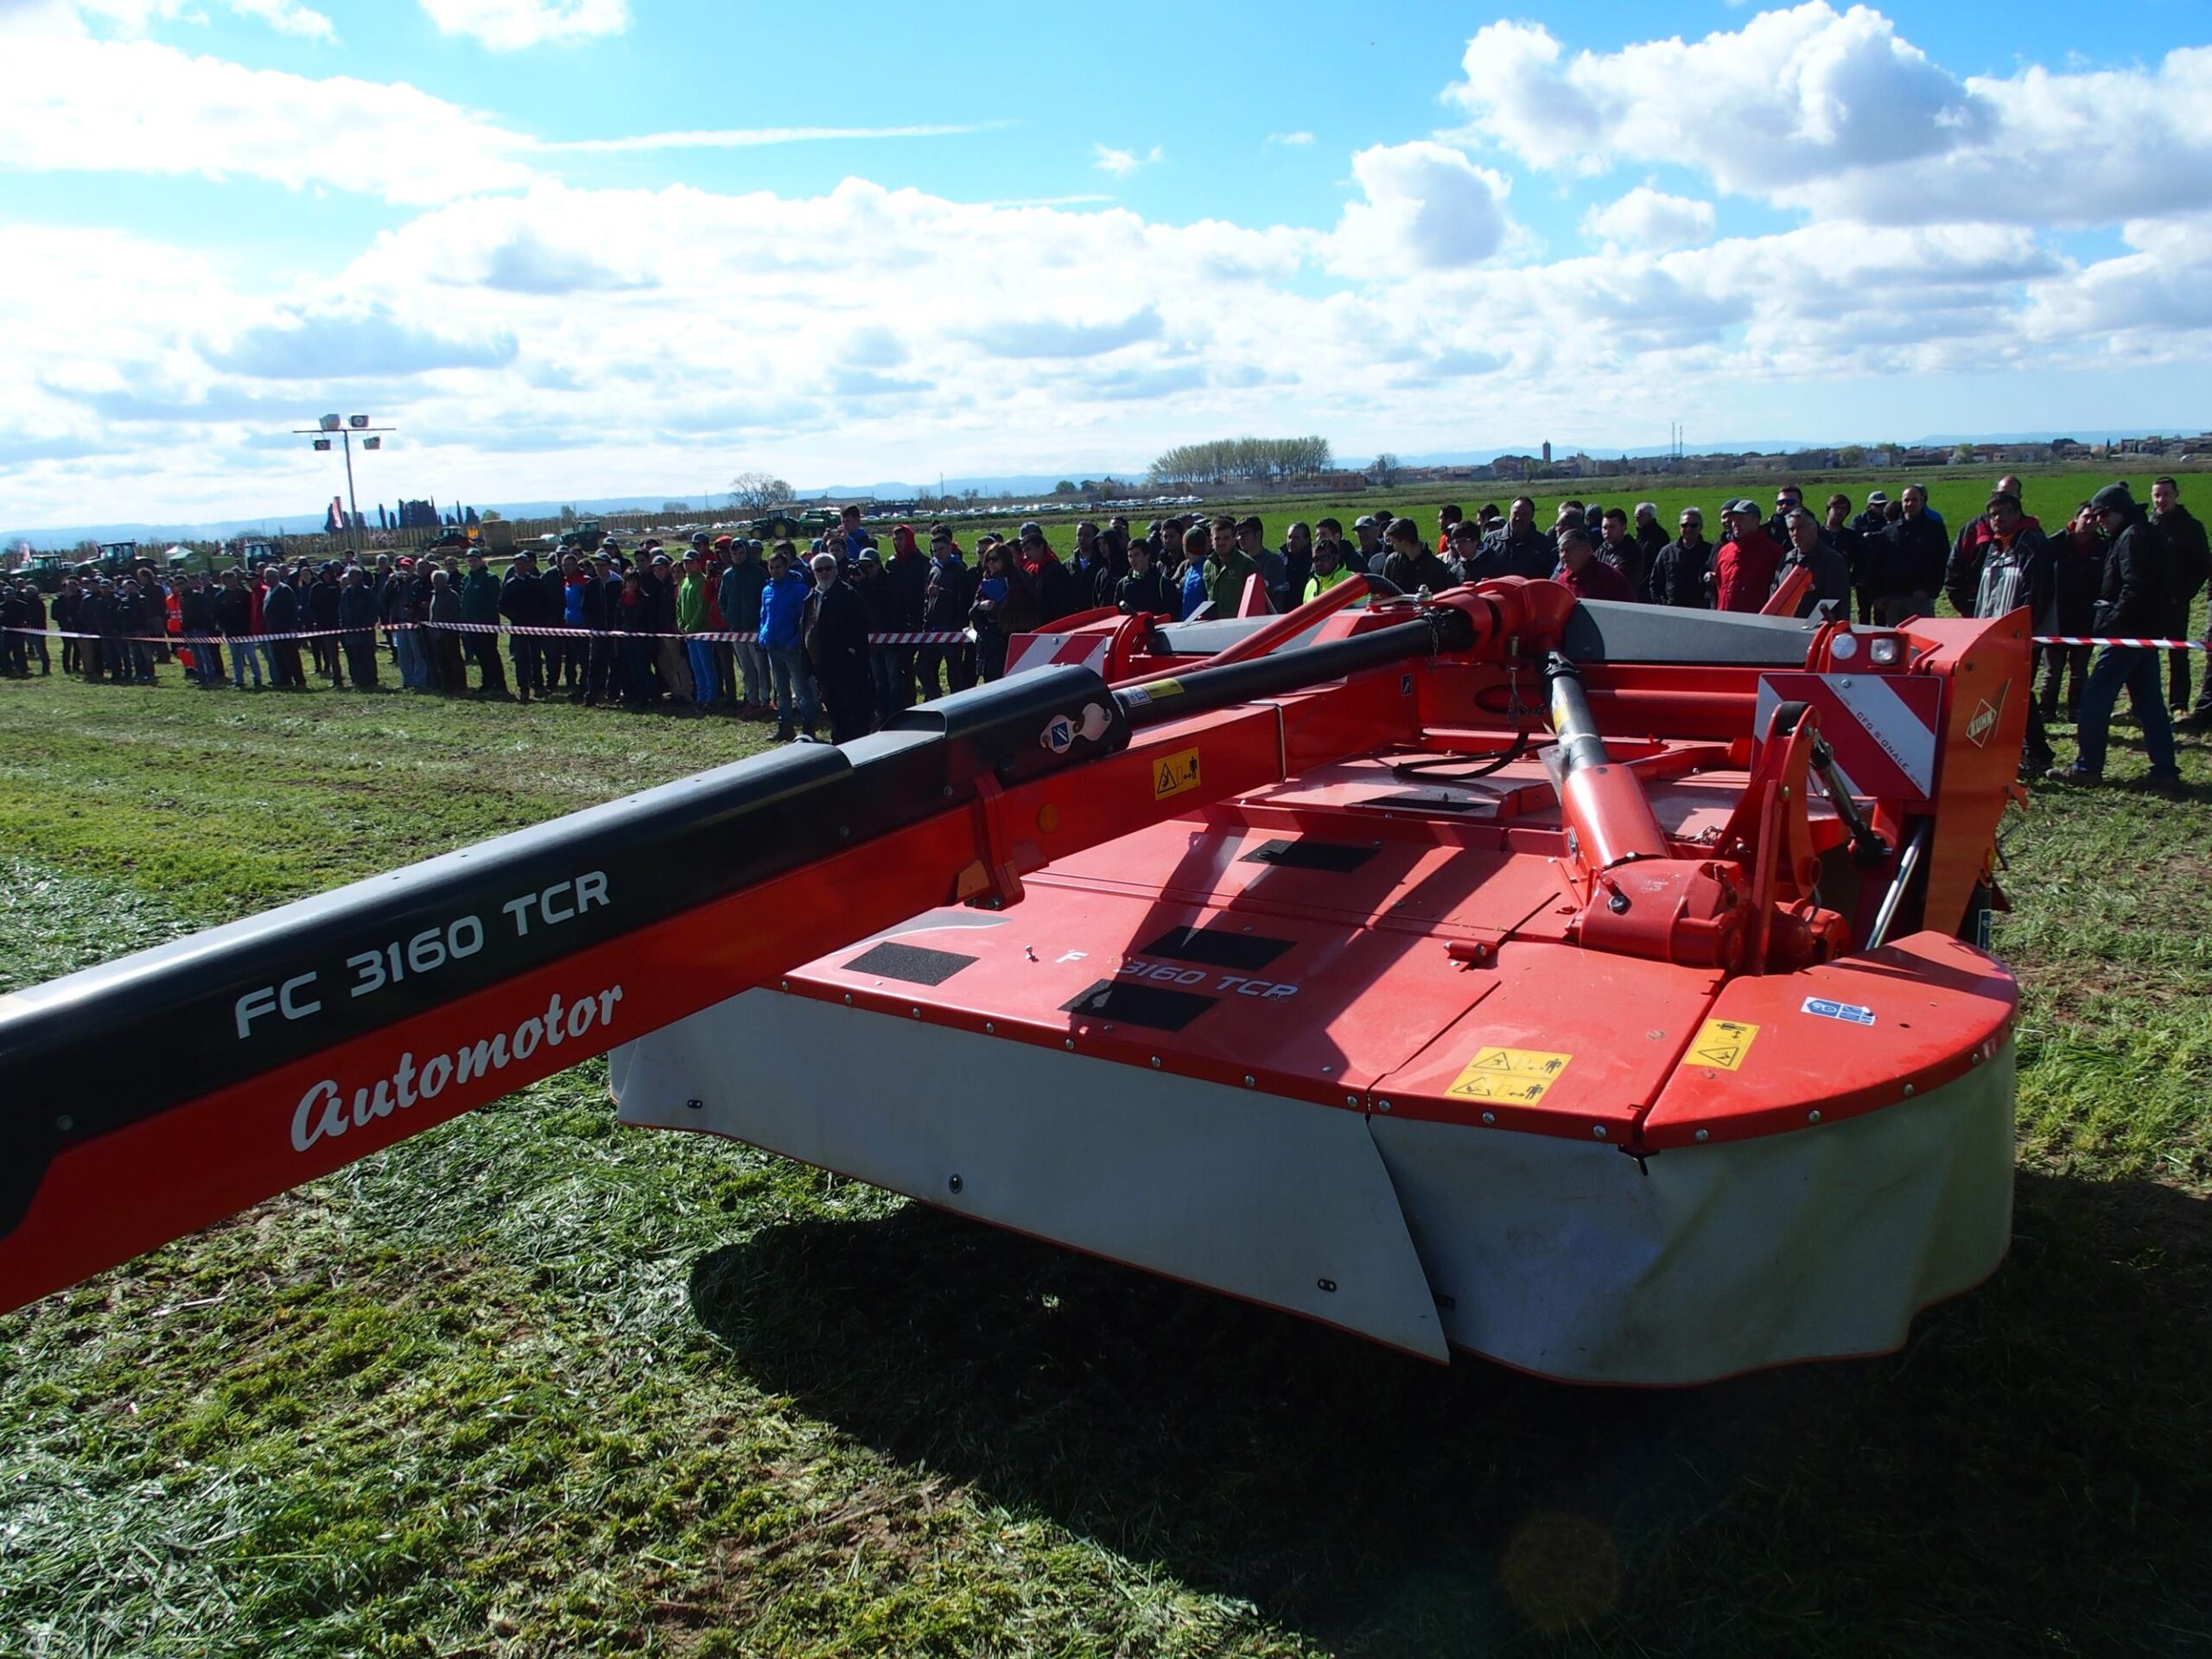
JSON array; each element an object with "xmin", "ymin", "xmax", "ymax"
[
  {"xmin": 685, "ymin": 638, "xmax": 719, "ymax": 706},
  {"xmin": 395, "ymin": 628, "xmax": 427, "ymax": 688},
  {"xmin": 228, "ymin": 635, "xmax": 260, "ymax": 686},
  {"xmin": 2075, "ymin": 645, "xmax": 2178, "ymax": 778},
  {"xmin": 767, "ymin": 645, "xmax": 816, "ymax": 735}
]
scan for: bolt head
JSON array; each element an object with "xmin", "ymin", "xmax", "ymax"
[
  {"xmin": 1592, "ymin": 1125, "xmax": 1608, "ymax": 1139},
  {"xmin": 1243, "ymin": 1075, "xmax": 1255, "ymax": 1087},
  {"xmin": 1694, "ymin": 1128, "xmax": 1709, "ymax": 1142},
  {"xmin": 1480, "ymin": 1111, "xmax": 1496, "ymax": 1126},
  {"xmin": 1903, "ymin": 1082, "xmax": 1915, "ymax": 1097},
  {"xmin": 1808, "ymin": 1109, "xmax": 1821, "ymax": 1124}
]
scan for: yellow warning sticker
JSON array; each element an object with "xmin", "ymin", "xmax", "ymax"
[
  {"xmin": 1153, "ymin": 747, "xmax": 1202, "ymax": 800},
  {"xmin": 1445, "ymin": 1046, "xmax": 1573, "ymax": 1105},
  {"xmin": 1687, "ymin": 1018, "xmax": 1759, "ymax": 1071},
  {"xmin": 1124, "ymin": 677, "xmax": 1184, "ymax": 708}
]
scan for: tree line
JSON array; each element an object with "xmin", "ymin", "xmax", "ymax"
[{"xmin": 1148, "ymin": 436, "xmax": 1333, "ymax": 486}]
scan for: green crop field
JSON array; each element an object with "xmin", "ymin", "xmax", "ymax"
[
  {"xmin": 959, "ymin": 467, "xmax": 2155, "ymax": 562},
  {"xmin": 1, "ymin": 632, "xmax": 2209, "ymax": 1655}
]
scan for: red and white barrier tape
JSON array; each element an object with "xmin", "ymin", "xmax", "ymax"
[{"xmin": 2031, "ymin": 635, "xmax": 2207, "ymax": 651}]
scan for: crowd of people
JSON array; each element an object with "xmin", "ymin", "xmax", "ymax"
[{"xmin": 5, "ymin": 482, "xmax": 2204, "ymax": 785}]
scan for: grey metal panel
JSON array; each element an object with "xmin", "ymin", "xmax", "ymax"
[
  {"xmin": 611, "ymin": 991, "xmax": 1449, "ymax": 1360},
  {"xmin": 1366, "ymin": 1044, "xmax": 2014, "ymax": 1383},
  {"xmin": 1561, "ymin": 600, "xmax": 1820, "ymax": 666}
]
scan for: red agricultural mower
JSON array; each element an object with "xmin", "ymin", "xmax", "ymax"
[{"xmin": 0, "ymin": 575, "xmax": 2029, "ymax": 1383}]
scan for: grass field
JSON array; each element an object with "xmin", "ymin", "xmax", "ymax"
[{"xmin": 1, "ymin": 636, "xmax": 2209, "ymax": 1656}]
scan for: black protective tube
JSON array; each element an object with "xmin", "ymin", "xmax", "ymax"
[{"xmin": 1115, "ymin": 611, "xmax": 1465, "ymax": 731}]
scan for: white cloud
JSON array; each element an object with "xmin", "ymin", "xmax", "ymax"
[
  {"xmin": 1265, "ymin": 131, "xmax": 1315, "ymax": 148},
  {"xmin": 1447, "ymin": 7, "xmax": 1983, "ymax": 193},
  {"xmin": 1330, "ymin": 141, "xmax": 1515, "ymax": 272},
  {"xmin": 1446, "ymin": 7, "xmax": 2212, "ymax": 232},
  {"xmin": 416, "ymin": 0, "xmax": 628, "ymax": 50},
  {"xmin": 1093, "ymin": 143, "xmax": 1163, "ymax": 177},
  {"xmin": 0, "ymin": 10, "xmax": 534, "ymax": 202},
  {"xmin": 1582, "ymin": 188, "xmax": 1718, "ymax": 251},
  {"xmin": 15, "ymin": 8, "xmax": 2212, "ymax": 525},
  {"xmin": 64, "ymin": 0, "xmax": 334, "ymax": 39}
]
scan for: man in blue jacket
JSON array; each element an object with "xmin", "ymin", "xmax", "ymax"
[{"xmin": 758, "ymin": 543, "xmax": 816, "ymax": 741}]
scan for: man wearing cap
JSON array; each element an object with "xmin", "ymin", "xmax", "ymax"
[
  {"xmin": 1854, "ymin": 491, "xmax": 1891, "ymax": 537},
  {"xmin": 1712, "ymin": 499, "xmax": 1783, "ymax": 613},
  {"xmin": 1477, "ymin": 497, "xmax": 1553, "ymax": 582},
  {"xmin": 1643, "ymin": 509, "xmax": 1707, "ymax": 607},
  {"xmin": 917, "ymin": 526, "xmax": 975, "ymax": 698},
  {"xmin": 646, "ymin": 551, "xmax": 690, "ymax": 704},
  {"xmin": 1864, "ymin": 485, "xmax": 1947, "ymax": 624},
  {"xmin": 1942, "ymin": 475, "xmax": 2036, "ymax": 620},
  {"xmin": 758, "ymin": 544, "xmax": 814, "ymax": 737},
  {"xmin": 1351, "ymin": 514, "xmax": 1387, "ymax": 571},
  {"xmin": 459, "ymin": 549, "xmax": 508, "ymax": 696},
  {"xmin": 718, "ymin": 540, "xmax": 772, "ymax": 715},
  {"xmin": 2051, "ymin": 483, "xmax": 2180, "ymax": 791}
]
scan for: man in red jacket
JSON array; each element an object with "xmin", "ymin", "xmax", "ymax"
[
  {"xmin": 1556, "ymin": 528, "xmax": 1631, "ymax": 603},
  {"xmin": 1713, "ymin": 499, "xmax": 1783, "ymax": 612}
]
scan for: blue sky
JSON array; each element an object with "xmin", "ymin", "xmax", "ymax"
[{"xmin": 4, "ymin": 0, "xmax": 2211, "ymax": 528}]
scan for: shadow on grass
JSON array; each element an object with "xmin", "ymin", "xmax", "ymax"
[{"xmin": 688, "ymin": 1168, "xmax": 2211, "ymax": 1656}]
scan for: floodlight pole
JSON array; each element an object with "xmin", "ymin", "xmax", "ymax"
[{"xmin": 293, "ymin": 417, "xmax": 396, "ymax": 560}]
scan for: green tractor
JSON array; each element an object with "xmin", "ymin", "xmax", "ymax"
[{"xmin": 558, "ymin": 518, "xmax": 607, "ymax": 553}]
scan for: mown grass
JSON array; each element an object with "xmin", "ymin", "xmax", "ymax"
[{"xmin": 2, "ymin": 657, "xmax": 2209, "ymax": 1657}]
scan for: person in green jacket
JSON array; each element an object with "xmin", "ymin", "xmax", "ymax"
[
  {"xmin": 458, "ymin": 550, "xmax": 508, "ymax": 697},
  {"xmin": 1203, "ymin": 514, "xmax": 1264, "ymax": 616},
  {"xmin": 677, "ymin": 552, "xmax": 716, "ymax": 712}
]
